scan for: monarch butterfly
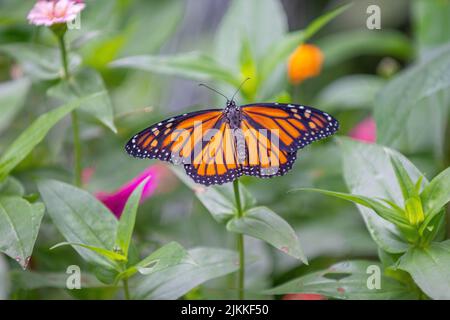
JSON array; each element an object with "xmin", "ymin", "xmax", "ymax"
[{"xmin": 125, "ymin": 87, "xmax": 339, "ymax": 186}]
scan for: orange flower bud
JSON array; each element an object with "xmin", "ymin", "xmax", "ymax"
[{"xmin": 287, "ymin": 44, "xmax": 324, "ymax": 85}]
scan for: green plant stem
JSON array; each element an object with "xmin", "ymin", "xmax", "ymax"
[
  {"xmin": 57, "ymin": 31, "xmax": 82, "ymax": 187},
  {"xmin": 57, "ymin": 33, "xmax": 69, "ymax": 80},
  {"xmin": 71, "ymin": 111, "xmax": 82, "ymax": 187},
  {"xmin": 233, "ymin": 179, "xmax": 245, "ymax": 300},
  {"xmin": 122, "ymin": 278, "xmax": 130, "ymax": 300}
]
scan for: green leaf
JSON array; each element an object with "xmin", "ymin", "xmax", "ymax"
[
  {"xmin": 114, "ymin": 178, "xmax": 149, "ymax": 258},
  {"xmin": 421, "ymin": 166, "xmax": 450, "ymax": 220},
  {"xmin": 375, "ymin": 44, "xmax": 450, "ymax": 157},
  {"xmin": 110, "ymin": 52, "xmax": 240, "ymax": 86},
  {"xmin": 171, "ymin": 166, "xmax": 255, "ymax": 223},
  {"xmin": 116, "ymin": 242, "xmax": 189, "ymax": 281},
  {"xmin": 47, "ymin": 69, "xmax": 117, "ymax": 133},
  {"xmin": 132, "ymin": 247, "xmax": 239, "ymax": 300},
  {"xmin": 215, "ymin": 0, "xmax": 287, "ymax": 71},
  {"xmin": 0, "ymin": 176, "xmax": 24, "ymax": 197},
  {"xmin": 0, "ymin": 196, "xmax": 44, "ymax": 269},
  {"xmin": 397, "ymin": 240, "xmax": 450, "ymax": 299},
  {"xmin": 10, "ymin": 271, "xmax": 104, "ymax": 290},
  {"xmin": 390, "ymin": 155, "xmax": 417, "ymax": 201},
  {"xmin": 316, "ymin": 75, "xmax": 385, "ymax": 110},
  {"xmin": 0, "ymin": 93, "xmax": 101, "ymax": 181},
  {"xmin": 50, "ymin": 242, "xmax": 126, "ymax": 262},
  {"xmin": 0, "ymin": 255, "xmax": 9, "ymax": 299},
  {"xmin": 413, "ymin": 0, "xmax": 450, "ymax": 55},
  {"xmin": 0, "ymin": 43, "xmax": 81, "ymax": 80},
  {"xmin": 258, "ymin": 3, "xmax": 351, "ymax": 83},
  {"xmin": 404, "ymin": 197, "xmax": 425, "ymax": 227},
  {"xmin": 37, "ymin": 179, "xmax": 118, "ymax": 269},
  {"xmin": 296, "ymin": 212, "xmax": 377, "ymax": 260},
  {"xmin": 264, "ymin": 260, "xmax": 418, "ymax": 299},
  {"xmin": 318, "ymin": 29, "xmax": 412, "ymax": 67},
  {"xmin": 227, "ymin": 206, "xmax": 307, "ymax": 263},
  {"xmin": 120, "ymin": 0, "xmax": 184, "ymax": 56},
  {"xmin": 0, "ymin": 78, "xmax": 30, "ymax": 134},
  {"xmin": 295, "ymin": 188, "xmax": 412, "ymax": 230},
  {"xmin": 337, "ymin": 137, "xmax": 426, "ymax": 253}
]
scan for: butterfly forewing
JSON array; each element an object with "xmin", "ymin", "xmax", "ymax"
[
  {"xmin": 125, "ymin": 109, "xmax": 223, "ymax": 163},
  {"xmin": 240, "ymin": 103, "xmax": 339, "ymax": 152}
]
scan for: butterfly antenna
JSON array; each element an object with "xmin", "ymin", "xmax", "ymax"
[
  {"xmin": 231, "ymin": 77, "xmax": 251, "ymax": 101},
  {"xmin": 198, "ymin": 83, "xmax": 229, "ymax": 101}
]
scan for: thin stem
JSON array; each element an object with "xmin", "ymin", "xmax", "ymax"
[
  {"xmin": 71, "ymin": 110, "xmax": 82, "ymax": 187},
  {"xmin": 57, "ymin": 33, "xmax": 69, "ymax": 80},
  {"xmin": 233, "ymin": 179, "xmax": 245, "ymax": 300},
  {"xmin": 57, "ymin": 32, "xmax": 82, "ymax": 187},
  {"xmin": 122, "ymin": 278, "xmax": 130, "ymax": 300}
]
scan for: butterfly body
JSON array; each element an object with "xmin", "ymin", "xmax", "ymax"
[
  {"xmin": 223, "ymin": 100, "xmax": 242, "ymax": 129},
  {"xmin": 126, "ymin": 101, "xmax": 338, "ymax": 186}
]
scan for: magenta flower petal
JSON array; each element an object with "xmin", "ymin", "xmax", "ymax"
[
  {"xmin": 96, "ymin": 166, "xmax": 162, "ymax": 218},
  {"xmin": 349, "ymin": 116, "xmax": 376, "ymax": 143}
]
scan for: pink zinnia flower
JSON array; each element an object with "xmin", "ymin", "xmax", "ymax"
[
  {"xmin": 95, "ymin": 165, "xmax": 163, "ymax": 218},
  {"xmin": 283, "ymin": 293, "xmax": 327, "ymax": 300},
  {"xmin": 349, "ymin": 117, "xmax": 376, "ymax": 143},
  {"xmin": 27, "ymin": 0, "xmax": 85, "ymax": 26}
]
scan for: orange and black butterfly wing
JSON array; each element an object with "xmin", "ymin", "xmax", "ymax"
[
  {"xmin": 184, "ymin": 120, "xmax": 246, "ymax": 185},
  {"xmin": 238, "ymin": 118, "xmax": 297, "ymax": 178},
  {"xmin": 239, "ymin": 103, "xmax": 339, "ymax": 178},
  {"xmin": 126, "ymin": 103, "xmax": 338, "ymax": 185},
  {"xmin": 126, "ymin": 109, "xmax": 242, "ymax": 185},
  {"xmin": 125, "ymin": 109, "xmax": 224, "ymax": 163},
  {"xmin": 241, "ymin": 103, "xmax": 339, "ymax": 152}
]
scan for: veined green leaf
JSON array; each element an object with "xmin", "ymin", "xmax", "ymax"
[
  {"xmin": 0, "ymin": 196, "xmax": 44, "ymax": 269},
  {"xmin": 396, "ymin": 240, "xmax": 450, "ymax": 299},
  {"xmin": 295, "ymin": 188, "xmax": 412, "ymax": 230},
  {"xmin": 115, "ymin": 178, "xmax": 149, "ymax": 258},
  {"xmin": 390, "ymin": 155, "xmax": 417, "ymax": 201},
  {"xmin": 227, "ymin": 206, "xmax": 307, "ymax": 263},
  {"xmin": 132, "ymin": 247, "xmax": 238, "ymax": 300},
  {"xmin": 215, "ymin": 0, "xmax": 287, "ymax": 71},
  {"xmin": 110, "ymin": 52, "xmax": 240, "ymax": 86},
  {"xmin": 264, "ymin": 260, "xmax": 418, "ymax": 299},
  {"xmin": 37, "ymin": 179, "xmax": 118, "ymax": 269},
  {"xmin": 375, "ymin": 44, "xmax": 450, "ymax": 157},
  {"xmin": 10, "ymin": 271, "xmax": 104, "ymax": 290},
  {"xmin": 47, "ymin": 69, "xmax": 117, "ymax": 133},
  {"xmin": 50, "ymin": 242, "xmax": 126, "ymax": 263},
  {"xmin": 421, "ymin": 166, "xmax": 450, "ymax": 220},
  {"xmin": 318, "ymin": 29, "xmax": 412, "ymax": 68},
  {"xmin": 413, "ymin": 0, "xmax": 450, "ymax": 55},
  {"xmin": 116, "ymin": 242, "xmax": 189, "ymax": 281},
  {"xmin": 337, "ymin": 137, "xmax": 426, "ymax": 253},
  {"xmin": 0, "ymin": 177, "xmax": 24, "ymax": 197}
]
